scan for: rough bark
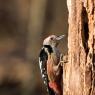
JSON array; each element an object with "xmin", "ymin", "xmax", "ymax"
[{"xmin": 64, "ymin": 0, "xmax": 95, "ymax": 95}]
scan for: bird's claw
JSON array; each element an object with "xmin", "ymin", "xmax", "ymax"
[
  {"xmin": 59, "ymin": 54, "xmax": 68, "ymax": 66},
  {"xmin": 59, "ymin": 54, "xmax": 64, "ymax": 66}
]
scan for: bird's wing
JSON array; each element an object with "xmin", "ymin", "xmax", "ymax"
[
  {"xmin": 39, "ymin": 48, "xmax": 48, "ymax": 85},
  {"xmin": 39, "ymin": 48, "xmax": 55, "ymax": 95}
]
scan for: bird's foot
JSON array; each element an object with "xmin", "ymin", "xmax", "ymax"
[
  {"xmin": 59, "ymin": 54, "xmax": 64, "ymax": 66},
  {"xmin": 59, "ymin": 54, "xmax": 68, "ymax": 66}
]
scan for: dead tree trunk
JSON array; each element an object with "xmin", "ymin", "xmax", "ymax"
[{"xmin": 64, "ymin": 0, "xmax": 95, "ymax": 95}]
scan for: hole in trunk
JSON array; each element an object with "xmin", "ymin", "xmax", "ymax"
[{"xmin": 81, "ymin": 6, "xmax": 89, "ymax": 54}]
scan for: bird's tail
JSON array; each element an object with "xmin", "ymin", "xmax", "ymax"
[
  {"xmin": 48, "ymin": 82, "xmax": 62, "ymax": 95},
  {"xmin": 47, "ymin": 86, "xmax": 55, "ymax": 95}
]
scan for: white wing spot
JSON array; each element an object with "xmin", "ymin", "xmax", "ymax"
[
  {"xmin": 39, "ymin": 58, "xmax": 42, "ymax": 70},
  {"xmin": 42, "ymin": 74, "xmax": 45, "ymax": 78},
  {"xmin": 44, "ymin": 81, "xmax": 47, "ymax": 85}
]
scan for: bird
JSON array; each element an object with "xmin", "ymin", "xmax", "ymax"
[{"xmin": 39, "ymin": 35, "xmax": 65, "ymax": 95}]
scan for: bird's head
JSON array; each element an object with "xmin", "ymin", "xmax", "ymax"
[{"xmin": 43, "ymin": 35, "xmax": 65, "ymax": 47}]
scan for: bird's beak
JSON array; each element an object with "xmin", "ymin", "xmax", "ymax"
[{"xmin": 56, "ymin": 35, "xmax": 65, "ymax": 40}]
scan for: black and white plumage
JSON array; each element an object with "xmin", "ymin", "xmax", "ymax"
[
  {"xmin": 39, "ymin": 45, "xmax": 55, "ymax": 95},
  {"xmin": 39, "ymin": 35, "xmax": 65, "ymax": 95}
]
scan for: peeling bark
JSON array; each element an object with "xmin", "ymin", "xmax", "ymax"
[{"xmin": 64, "ymin": 0, "xmax": 95, "ymax": 95}]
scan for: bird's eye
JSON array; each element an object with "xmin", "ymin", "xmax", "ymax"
[{"xmin": 50, "ymin": 37, "xmax": 53, "ymax": 40}]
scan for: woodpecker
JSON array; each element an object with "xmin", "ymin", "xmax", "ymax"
[{"xmin": 39, "ymin": 35, "xmax": 64, "ymax": 95}]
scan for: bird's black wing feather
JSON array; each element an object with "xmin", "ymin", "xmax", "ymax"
[{"xmin": 39, "ymin": 47, "xmax": 55, "ymax": 95}]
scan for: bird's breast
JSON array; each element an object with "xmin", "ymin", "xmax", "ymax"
[
  {"xmin": 47, "ymin": 59, "xmax": 54, "ymax": 81},
  {"xmin": 47, "ymin": 55, "xmax": 59, "ymax": 81}
]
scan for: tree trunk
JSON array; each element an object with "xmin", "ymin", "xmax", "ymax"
[{"xmin": 64, "ymin": 0, "xmax": 95, "ymax": 95}]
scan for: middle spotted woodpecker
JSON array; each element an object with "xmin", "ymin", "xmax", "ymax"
[{"xmin": 39, "ymin": 35, "xmax": 65, "ymax": 95}]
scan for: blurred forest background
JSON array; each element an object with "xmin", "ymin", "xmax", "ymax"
[{"xmin": 0, "ymin": 0, "xmax": 68, "ymax": 95}]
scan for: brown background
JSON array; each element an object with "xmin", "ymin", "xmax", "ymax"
[{"xmin": 0, "ymin": 0, "xmax": 68, "ymax": 95}]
